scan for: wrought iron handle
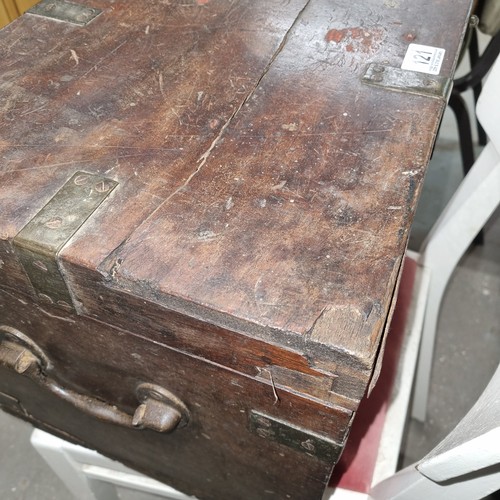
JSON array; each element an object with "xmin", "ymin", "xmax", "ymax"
[{"xmin": 0, "ymin": 326, "xmax": 189, "ymax": 433}]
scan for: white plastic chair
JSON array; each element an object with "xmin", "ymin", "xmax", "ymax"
[
  {"xmin": 30, "ymin": 429, "xmax": 195, "ymax": 500},
  {"xmin": 370, "ymin": 362, "xmax": 500, "ymax": 500},
  {"xmin": 411, "ymin": 53, "xmax": 500, "ymax": 422}
]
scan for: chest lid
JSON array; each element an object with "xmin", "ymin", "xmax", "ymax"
[{"xmin": 0, "ymin": 0, "xmax": 472, "ymax": 409}]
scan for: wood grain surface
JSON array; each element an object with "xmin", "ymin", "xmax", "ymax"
[
  {"xmin": 0, "ymin": 1, "xmax": 473, "ymax": 497},
  {"xmin": 0, "ymin": 0, "xmax": 472, "ymax": 388}
]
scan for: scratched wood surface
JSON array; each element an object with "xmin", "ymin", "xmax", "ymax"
[
  {"xmin": 0, "ymin": 0, "xmax": 472, "ymax": 397},
  {"xmin": 0, "ymin": 1, "xmax": 472, "ymax": 498}
]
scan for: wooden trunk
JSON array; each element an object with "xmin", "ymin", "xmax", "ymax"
[{"xmin": 0, "ymin": 1, "xmax": 472, "ymax": 498}]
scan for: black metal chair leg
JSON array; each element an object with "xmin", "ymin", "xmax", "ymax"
[
  {"xmin": 468, "ymin": 29, "xmax": 488, "ymax": 146},
  {"xmin": 448, "ymin": 93, "xmax": 475, "ymax": 176}
]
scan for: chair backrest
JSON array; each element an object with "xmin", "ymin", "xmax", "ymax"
[
  {"xmin": 369, "ymin": 363, "xmax": 500, "ymax": 500},
  {"xmin": 417, "ymin": 362, "xmax": 500, "ymax": 482},
  {"xmin": 416, "ymin": 57, "xmax": 500, "ymax": 485},
  {"xmin": 477, "ymin": 53, "xmax": 500, "ymax": 148}
]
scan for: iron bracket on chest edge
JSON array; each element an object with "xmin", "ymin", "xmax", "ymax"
[
  {"xmin": 249, "ymin": 411, "xmax": 342, "ymax": 463},
  {"xmin": 27, "ymin": 0, "xmax": 102, "ymax": 26},
  {"xmin": 362, "ymin": 63, "xmax": 452, "ymax": 100},
  {"xmin": 13, "ymin": 172, "xmax": 117, "ymax": 313}
]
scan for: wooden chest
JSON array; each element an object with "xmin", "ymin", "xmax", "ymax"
[{"xmin": 0, "ymin": 1, "xmax": 472, "ymax": 498}]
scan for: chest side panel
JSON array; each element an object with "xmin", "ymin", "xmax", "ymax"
[{"xmin": 0, "ymin": 288, "xmax": 350, "ymax": 500}]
